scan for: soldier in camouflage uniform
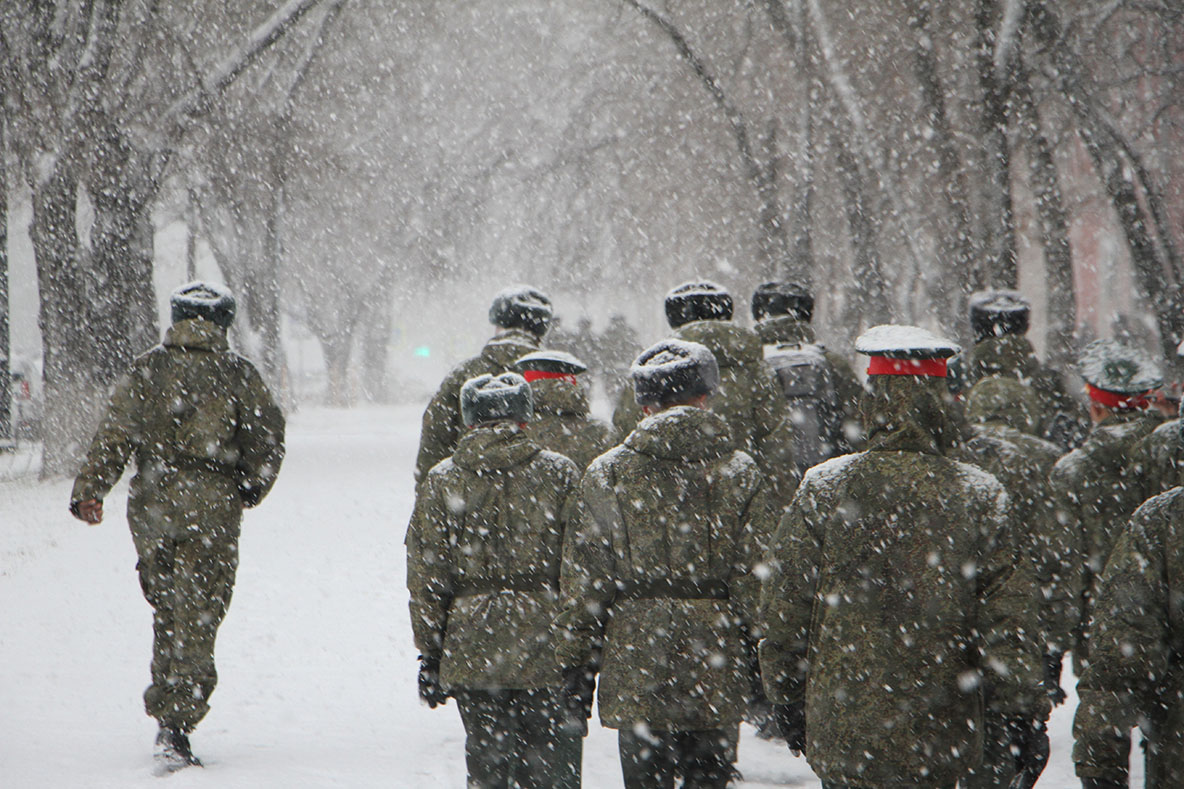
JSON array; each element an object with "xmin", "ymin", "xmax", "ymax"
[
  {"xmin": 751, "ymin": 281, "xmax": 865, "ymax": 467},
  {"xmin": 414, "ymin": 285, "xmax": 552, "ymax": 484},
  {"xmin": 1122, "ymin": 399, "xmax": 1184, "ymax": 512},
  {"xmin": 959, "ymin": 376, "xmax": 1070, "ymax": 787},
  {"xmin": 612, "ymin": 281, "xmax": 798, "ymax": 506},
  {"xmin": 512, "ymin": 350, "xmax": 614, "ymax": 471},
  {"xmin": 407, "ymin": 372, "xmax": 583, "ymax": 789},
  {"xmin": 1050, "ymin": 338, "xmax": 1165, "ymax": 672},
  {"xmin": 759, "ymin": 325, "xmax": 1049, "ymax": 789},
  {"xmin": 556, "ymin": 339, "xmax": 775, "ymax": 789},
  {"xmin": 962, "ymin": 290, "xmax": 1089, "ymax": 449},
  {"xmin": 1073, "ymin": 485, "xmax": 1184, "ymax": 789},
  {"xmin": 69, "ymin": 282, "xmax": 285, "ymax": 772}
]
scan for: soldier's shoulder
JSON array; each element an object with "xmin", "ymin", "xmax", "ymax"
[
  {"xmin": 535, "ymin": 448, "xmax": 581, "ymax": 479},
  {"xmin": 1132, "ymin": 485, "xmax": 1184, "ymax": 524},
  {"xmin": 799, "ymin": 452, "xmax": 863, "ymax": 492},
  {"xmin": 424, "ymin": 456, "xmax": 459, "ymax": 484},
  {"xmin": 1050, "ymin": 445, "xmax": 1087, "ymax": 483},
  {"xmin": 949, "ymin": 457, "xmax": 1008, "ymax": 502}
]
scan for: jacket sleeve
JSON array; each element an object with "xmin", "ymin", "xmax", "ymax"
[
  {"xmin": 1073, "ymin": 502, "xmax": 1171, "ymax": 783},
  {"xmin": 749, "ymin": 364, "xmax": 800, "ymax": 507},
  {"xmin": 1031, "ymin": 470, "xmax": 1077, "ymax": 655},
  {"xmin": 406, "ymin": 474, "xmax": 454, "ymax": 661},
  {"xmin": 729, "ymin": 468, "xmax": 775, "ymax": 636},
  {"xmin": 234, "ymin": 363, "xmax": 286, "ymax": 507},
  {"xmin": 975, "ymin": 484, "xmax": 1050, "ymax": 720},
  {"xmin": 554, "ymin": 462, "xmax": 620, "ymax": 671},
  {"xmin": 415, "ymin": 370, "xmax": 464, "ymax": 484},
  {"xmin": 758, "ymin": 482, "xmax": 823, "ymax": 706},
  {"xmin": 70, "ymin": 369, "xmax": 144, "ymax": 504}
]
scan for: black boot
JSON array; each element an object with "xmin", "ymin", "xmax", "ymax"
[{"xmin": 154, "ymin": 725, "xmax": 202, "ymax": 774}]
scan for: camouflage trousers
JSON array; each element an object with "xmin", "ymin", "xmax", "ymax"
[
  {"xmin": 618, "ymin": 727, "xmax": 735, "ymax": 789},
  {"xmin": 135, "ymin": 529, "xmax": 238, "ymax": 732},
  {"xmin": 455, "ymin": 688, "xmax": 582, "ymax": 789}
]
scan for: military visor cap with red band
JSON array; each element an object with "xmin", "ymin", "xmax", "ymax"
[
  {"xmin": 512, "ymin": 349, "xmax": 587, "ymax": 385},
  {"xmin": 855, "ymin": 324, "xmax": 960, "ymax": 378},
  {"xmin": 1079, "ymin": 338, "xmax": 1162, "ymax": 410}
]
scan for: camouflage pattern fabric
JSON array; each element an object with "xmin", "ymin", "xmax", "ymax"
[
  {"xmin": 759, "ymin": 375, "xmax": 1048, "ymax": 788},
  {"xmin": 1073, "ymin": 488, "xmax": 1184, "ymax": 786},
  {"xmin": 455, "ymin": 688, "xmax": 582, "ymax": 789},
  {"xmin": 1050, "ymin": 409, "xmax": 1165, "ymax": 666},
  {"xmin": 407, "ymin": 422, "xmax": 579, "ymax": 690},
  {"xmin": 70, "ymin": 318, "xmax": 285, "ymax": 731},
  {"xmin": 754, "ymin": 315, "xmax": 866, "ymax": 451},
  {"xmin": 611, "ymin": 319, "xmax": 798, "ymax": 505},
  {"xmin": 523, "ymin": 377, "xmax": 614, "ymax": 471},
  {"xmin": 414, "ymin": 329, "xmax": 540, "ymax": 483},
  {"xmin": 1122, "ymin": 417, "xmax": 1184, "ymax": 512},
  {"xmin": 965, "ymin": 334, "xmax": 1088, "ymax": 449},
  {"xmin": 555, "ymin": 405, "xmax": 774, "ymax": 731}
]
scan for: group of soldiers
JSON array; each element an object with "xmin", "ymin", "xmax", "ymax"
[{"xmin": 408, "ymin": 280, "xmax": 1184, "ymax": 789}]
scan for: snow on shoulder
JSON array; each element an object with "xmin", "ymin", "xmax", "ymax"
[
  {"xmin": 855, "ymin": 324, "xmax": 960, "ymax": 359},
  {"xmin": 800, "ymin": 452, "xmax": 862, "ymax": 489}
]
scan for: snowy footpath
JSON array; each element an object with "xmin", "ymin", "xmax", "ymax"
[{"xmin": 1, "ymin": 406, "xmax": 1103, "ymax": 787}]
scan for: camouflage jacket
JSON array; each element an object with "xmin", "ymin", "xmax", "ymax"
[
  {"xmin": 524, "ymin": 377, "xmax": 615, "ymax": 471},
  {"xmin": 1073, "ymin": 488, "xmax": 1184, "ymax": 786},
  {"xmin": 611, "ymin": 319, "xmax": 798, "ymax": 505},
  {"xmin": 70, "ymin": 319, "xmax": 285, "ymax": 541},
  {"xmin": 414, "ymin": 329, "xmax": 540, "ymax": 483},
  {"xmin": 961, "ymin": 422, "xmax": 1074, "ymax": 653},
  {"xmin": 966, "ymin": 334, "xmax": 1088, "ymax": 449},
  {"xmin": 1050, "ymin": 409, "xmax": 1165, "ymax": 662},
  {"xmin": 554, "ymin": 406, "xmax": 774, "ymax": 730},
  {"xmin": 1123, "ymin": 418, "xmax": 1184, "ymax": 513},
  {"xmin": 760, "ymin": 376, "xmax": 1047, "ymax": 787},
  {"xmin": 754, "ymin": 315, "xmax": 866, "ymax": 452},
  {"xmin": 407, "ymin": 422, "xmax": 579, "ymax": 690}
]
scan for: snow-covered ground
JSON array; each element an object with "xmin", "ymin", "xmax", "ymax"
[{"xmin": 0, "ymin": 405, "xmax": 1124, "ymax": 787}]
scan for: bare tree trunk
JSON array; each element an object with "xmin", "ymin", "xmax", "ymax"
[
  {"xmin": 321, "ymin": 332, "xmax": 354, "ymax": 407},
  {"xmin": 360, "ymin": 266, "xmax": 396, "ymax": 403},
  {"xmin": 834, "ymin": 132, "xmax": 891, "ymax": 325},
  {"xmin": 975, "ymin": 0, "xmax": 1018, "ymax": 288},
  {"xmin": 0, "ymin": 117, "xmax": 10, "ymax": 440},
  {"xmin": 1013, "ymin": 67, "xmax": 1077, "ymax": 370}
]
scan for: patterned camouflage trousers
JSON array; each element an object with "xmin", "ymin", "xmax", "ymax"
[
  {"xmin": 135, "ymin": 530, "xmax": 238, "ymax": 732},
  {"xmin": 618, "ymin": 727, "xmax": 734, "ymax": 789},
  {"xmin": 455, "ymin": 688, "xmax": 582, "ymax": 789}
]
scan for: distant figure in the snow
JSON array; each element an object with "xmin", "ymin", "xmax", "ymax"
[
  {"xmin": 958, "ymin": 376, "xmax": 1069, "ymax": 787},
  {"xmin": 612, "ymin": 280, "xmax": 798, "ymax": 506},
  {"xmin": 1050, "ymin": 338, "xmax": 1165, "ymax": 673},
  {"xmin": 600, "ymin": 312, "xmax": 641, "ymax": 402},
  {"xmin": 406, "ymin": 373, "xmax": 583, "ymax": 789},
  {"xmin": 1072, "ymin": 484, "xmax": 1184, "ymax": 788},
  {"xmin": 413, "ymin": 285, "xmax": 552, "ymax": 484},
  {"xmin": 556, "ymin": 339, "xmax": 774, "ymax": 789},
  {"xmin": 69, "ymin": 282, "xmax": 285, "ymax": 773},
  {"xmin": 961, "ymin": 289, "xmax": 1088, "ymax": 449},
  {"xmin": 759, "ymin": 325, "xmax": 1049, "ymax": 789},
  {"xmin": 752, "ymin": 281, "xmax": 865, "ymax": 474},
  {"xmin": 511, "ymin": 350, "xmax": 614, "ymax": 471}
]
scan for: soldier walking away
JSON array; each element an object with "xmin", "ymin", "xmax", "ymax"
[
  {"xmin": 556, "ymin": 340, "xmax": 774, "ymax": 789},
  {"xmin": 407, "ymin": 373, "xmax": 583, "ymax": 789},
  {"xmin": 962, "ymin": 289, "xmax": 1089, "ymax": 449},
  {"xmin": 759, "ymin": 325, "xmax": 1049, "ymax": 789},
  {"xmin": 751, "ymin": 281, "xmax": 865, "ymax": 475},
  {"xmin": 958, "ymin": 376, "xmax": 1069, "ymax": 787},
  {"xmin": 1050, "ymin": 338, "xmax": 1165, "ymax": 673},
  {"xmin": 512, "ymin": 350, "xmax": 614, "ymax": 471},
  {"xmin": 68, "ymin": 282, "xmax": 286, "ymax": 773},
  {"xmin": 1072, "ymin": 484, "xmax": 1184, "ymax": 789},
  {"xmin": 612, "ymin": 280, "xmax": 797, "ymax": 506},
  {"xmin": 414, "ymin": 285, "xmax": 553, "ymax": 484},
  {"xmin": 1121, "ymin": 397, "xmax": 1184, "ymax": 510}
]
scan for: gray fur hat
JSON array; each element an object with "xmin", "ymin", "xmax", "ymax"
[
  {"xmin": 489, "ymin": 285, "xmax": 553, "ymax": 337},
  {"xmin": 460, "ymin": 372, "xmax": 534, "ymax": 427},
  {"xmin": 170, "ymin": 281, "xmax": 236, "ymax": 328},
  {"xmin": 631, "ymin": 339, "xmax": 720, "ymax": 407}
]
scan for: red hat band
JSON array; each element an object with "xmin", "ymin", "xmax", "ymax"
[
  {"xmin": 523, "ymin": 370, "xmax": 578, "ymax": 386},
  {"xmin": 1086, "ymin": 383, "xmax": 1150, "ymax": 411},
  {"xmin": 867, "ymin": 356, "xmax": 948, "ymax": 378}
]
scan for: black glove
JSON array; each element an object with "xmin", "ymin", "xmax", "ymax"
[
  {"xmin": 771, "ymin": 703, "xmax": 806, "ymax": 755},
  {"xmin": 561, "ymin": 666, "xmax": 595, "ymax": 723},
  {"xmin": 1081, "ymin": 779, "xmax": 1126, "ymax": 789},
  {"xmin": 1007, "ymin": 717, "xmax": 1049, "ymax": 787},
  {"xmin": 238, "ymin": 481, "xmax": 263, "ymax": 508},
  {"xmin": 418, "ymin": 655, "xmax": 447, "ymax": 708},
  {"xmin": 1044, "ymin": 651, "xmax": 1067, "ymax": 706}
]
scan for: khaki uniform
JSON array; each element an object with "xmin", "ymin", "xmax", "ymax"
[
  {"xmin": 555, "ymin": 406, "xmax": 773, "ymax": 787},
  {"xmin": 1123, "ymin": 417, "xmax": 1184, "ymax": 510},
  {"xmin": 414, "ymin": 329, "xmax": 540, "ymax": 483},
  {"xmin": 406, "ymin": 422, "xmax": 581, "ymax": 788},
  {"xmin": 760, "ymin": 376, "xmax": 1048, "ymax": 788},
  {"xmin": 70, "ymin": 318, "xmax": 285, "ymax": 732},
  {"xmin": 1074, "ymin": 487, "xmax": 1184, "ymax": 787},
  {"xmin": 523, "ymin": 377, "xmax": 614, "ymax": 471},
  {"xmin": 1050, "ymin": 409, "xmax": 1165, "ymax": 666}
]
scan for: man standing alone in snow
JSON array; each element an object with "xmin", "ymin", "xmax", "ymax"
[{"xmin": 69, "ymin": 282, "xmax": 285, "ymax": 772}]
